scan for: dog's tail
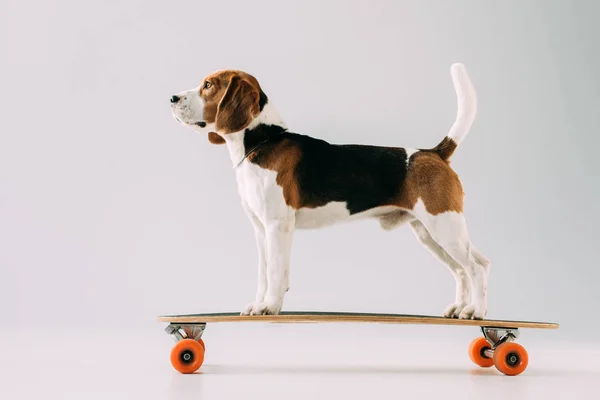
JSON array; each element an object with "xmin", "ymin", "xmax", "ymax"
[{"xmin": 432, "ymin": 63, "xmax": 477, "ymax": 161}]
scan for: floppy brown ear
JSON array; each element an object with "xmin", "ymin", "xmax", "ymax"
[
  {"xmin": 216, "ymin": 75, "xmax": 260, "ymax": 134},
  {"xmin": 207, "ymin": 131, "xmax": 226, "ymax": 144}
]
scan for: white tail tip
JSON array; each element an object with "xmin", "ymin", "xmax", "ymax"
[{"xmin": 447, "ymin": 62, "xmax": 477, "ymax": 145}]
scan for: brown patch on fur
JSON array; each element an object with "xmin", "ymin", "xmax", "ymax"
[
  {"xmin": 432, "ymin": 137, "xmax": 458, "ymax": 161},
  {"xmin": 198, "ymin": 70, "xmax": 263, "ymax": 142},
  {"xmin": 207, "ymin": 132, "xmax": 226, "ymax": 144},
  {"xmin": 397, "ymin": 152, "xmax": 464, "ymax": 215},
  {"xmin": 247, "ymin": 138, "xmax": 304, "ymax": 209},
  {"xmin": 215, "ymin": 75, "xmax": 260, "ymax": 133}
]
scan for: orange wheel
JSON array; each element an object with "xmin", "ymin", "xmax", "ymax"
[
  {"xmin": 170, "ymin": 339, "xmax": 205, "ymax": 374},
  {"xmin": 493, "ymin": 342, "xmax": 528, "ymax": 376},
  {"xmin": 468, "ymin": 337, "xmax": 494, "ymax": 367},
  {"xmin": 198, "ymin": 338, "xmax": 205, "ymax": 351}
]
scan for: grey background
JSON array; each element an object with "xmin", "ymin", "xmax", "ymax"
[{"xmin": 1, "ymin": 0, "xmax": 598, "ymax": 341}]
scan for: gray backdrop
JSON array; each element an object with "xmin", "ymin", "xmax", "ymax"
[{"xmin": 1, "ymin": 0, "xmax": 598, "ymax": 341}]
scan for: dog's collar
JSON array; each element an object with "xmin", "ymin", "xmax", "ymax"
[{"xmin": 234, "ymin": 130, "xmax": 287, "ymax": 169}]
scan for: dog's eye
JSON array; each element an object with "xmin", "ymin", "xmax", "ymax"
[{"xmin": 203, "ymin": 81, "xmax": 212, "ymax": 90}]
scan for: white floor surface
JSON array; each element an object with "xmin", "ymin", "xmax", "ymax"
[{"xmin": 1, "ymin": 323, "xmax": 599, "ymax": 399}]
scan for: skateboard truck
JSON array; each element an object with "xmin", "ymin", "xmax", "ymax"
[
  {"xmin": 165, "ymin": 323, "xmax": 206, "ymax": 342},
  {"xmin": 480, "ymin": 327, "xmax": 519, "ymax": 358}
]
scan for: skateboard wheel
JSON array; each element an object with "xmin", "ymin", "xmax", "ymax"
[
  {"xmin": 198, "ymin": 338, "xmax": 205, "ymax": 351},
  {"xmin": 170, "ymin": 339, "xmax": 205, "ymax": 374},
  {"xmin": 468, "ymin": 337, "xmax": 494, "ymax": 367},
  {"xmin": 493, "ymin": 342, "xmax": 528, "ymax": 376}
]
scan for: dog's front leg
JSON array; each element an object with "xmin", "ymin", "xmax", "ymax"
[
  {"xmin": 241, "ymin": 211, "xmax": 268, "ymax": 315},
  {"xmin": 246, "ymin": 213, "xmax": 295, "ymax": 315},
  {"xmin": 263, "ymin": 217, "xmax": 294, "ymax": 314}
]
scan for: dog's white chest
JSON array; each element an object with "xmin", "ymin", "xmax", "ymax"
[{"xmin": 235, "ymin": 162, "xmax": 280, "ymax": 220}]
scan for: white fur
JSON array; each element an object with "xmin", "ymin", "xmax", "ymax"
[
  {"xmin": 410, "ymin": 200, "xmax": 489, "ymax": 319},
  {"xmin": 447, "ymin": 63, "xmax": 477, "ymax": 145},
  {"xmin": 247, "ymin": 101, "xmax": 287, "ymax": 132},
  {"xmin": 233, "ymin": 158, "xmax": 294, "ymax": 315},
  {"xmin": 223, "ymin": 131, "xmax": 247, "ymax": 166},
  {"xmin": 405, "ymin": 148, "xmax": 418, "ymax": 166},
  {"xmin": 295, "ymin": 202, "xmax": 351, "ymax": 229},
  {"xmin": 171, "ymin": 87, "xmax": 201, "ymax": 124},
  {"xmin": 410, "ymin": 219, "xmax": 471, "ymax": 317},
  {"xmin": 295, "ymin": 203, "xmax": 404, "ymax": 230}
]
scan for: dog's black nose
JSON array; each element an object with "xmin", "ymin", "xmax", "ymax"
[{"xmin": 170, "ymin": 95, "xmax": 180, "ymax": 104}]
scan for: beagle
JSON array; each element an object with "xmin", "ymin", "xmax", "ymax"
[{"xmin": 170, "ymin": 63, "xmax": 490, "ymax": 320}]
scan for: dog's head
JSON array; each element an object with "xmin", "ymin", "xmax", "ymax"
[{"xmin": 170, "ymin": 70, "xmax": 264, "ymax": 144}]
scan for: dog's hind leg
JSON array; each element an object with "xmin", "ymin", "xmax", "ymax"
[
  {"xmin": 410, "ymin": 219, "xmax": 471, "ymax": 318},
  {"xmin": 413, "ymin": 205, "xmax": 490, "ymax": 320}
]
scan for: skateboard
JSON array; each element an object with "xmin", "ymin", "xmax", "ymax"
[{"xmin": 159, "ymin": 311, "xmax": 558, "ymax": 376}]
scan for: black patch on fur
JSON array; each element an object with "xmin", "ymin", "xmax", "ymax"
[
  {"xmin": 258, "ymin": 90, "xmax": 268, "ymax": 111},
  {"xmin": 243, "ymin": 124, "xmax": 287, "ymax": 151},
  {"xmin": 245, "ymin": 124, "xmax": 409, "ymax": 215}
]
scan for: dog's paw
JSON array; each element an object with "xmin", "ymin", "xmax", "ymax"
[
  {"xmin": 458, "ymin": 304, "xmax": 486, "ymax": 320},
  {"xmin": 443, "ymin": 302, "xmax": 467, "ymax": 318},
  {"xmin": 240, "ymin": 298, "xmax": 283, "ymax": 316},
  {"xmin": 241, "ymin": 302, "xmax": 258, "ymax": 315}
]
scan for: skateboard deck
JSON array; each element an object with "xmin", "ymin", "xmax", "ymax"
[
  {"xmin": 158, "ymin": 311, "xmax": 558, "ymax": 329},
  {"xmin": 160, "ymin": 311, "xmax": 558, "ymax": 376}
]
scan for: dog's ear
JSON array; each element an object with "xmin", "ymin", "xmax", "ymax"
[
  {"xmin": 207, "ymin": 131, "xmax": 226, "ymax": 144},
  {"xmin": 216, "ymin": 75, "xmax": 260, "ymax": 134}
]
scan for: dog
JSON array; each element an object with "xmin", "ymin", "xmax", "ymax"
[{"xmin": 170, "ymin": 63, "xmax": 490, "ymax": 320}]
